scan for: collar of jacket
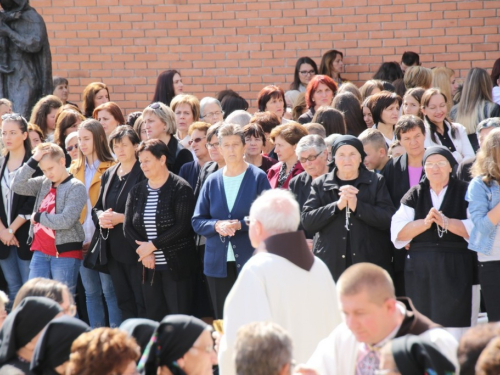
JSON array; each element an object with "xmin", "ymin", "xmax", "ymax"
[
  {"xmin": 263, "ymin": 231, "xmax": 314, "ymax": 271},
  {"xmin": 322, "ymin": 167, "xmax": 373, "ymax": 191},
  {"xmin": 72, "ymin": 160, "xmax": 115, "ymax": 180}
]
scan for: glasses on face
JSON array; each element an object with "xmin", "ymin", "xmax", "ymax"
[
  {"xmin": 206, "ymin": 142, "xmax": 220, "ymax": 149},
  {"xmin": 299, "ymin": 70, "xmax": 315, "ymax": 76},
  {"xmin": 424, "ymin": 160, "xmax": 449, "ymax": 169},
  {"xmin": 189, "ymin": 137, "xmax": 206, "ymax": 145},
  {"xmin": 202, "ymin": 111, "xmax": 223, "ymax": 119},
  {"xmin": 243, "ymin": 216, "xmax": 255, "ymax": 226},
  {"xmin": 299, "ymin": 151, "xmax": 323, "ymax": 164},
  {"xmin": 66, "ymin": 144, "xmax": 78, "ymax": 152},
  {"xmin": 191, "ymin": 344, "xmax": 215, "ymax": 354}
]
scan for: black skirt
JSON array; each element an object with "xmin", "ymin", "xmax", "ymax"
[{"xmin": 404, "ymin": 242, "xmax": 476, "ymax": 327}]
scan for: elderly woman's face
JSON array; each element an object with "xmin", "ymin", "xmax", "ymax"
[
  {"xmin": 176, "ymin": 330, "xmax": 217, "ymax": 375},
  {"xmin": 313, "ymin": 83, "xmax": 334, "ymax": 109},
  {"xmin": 244, "ymin": 134, "xmax": 264, "ymax": 157},
  {"xmin": 206, "ymin": 134, "xmax": 222, "ymax": 163},
  {"xmin": 142, "ymin": 112, "xmax": 165, "ymax": 140},
  {"xmin": 424, "ymin": 154, "xmax": 451, "ymax": 186},
  {"xmin": 201, "ymin": 102, "xmax": 223, "ymax": 125},
  {"xmin": 399, "ymin": 127, "xmax": 425, "ymax": 159},
  {"xmin": 220, "ymin": 135, "xmax": 246, "ymax": 164},
  {"xmin": 139, "ymin": 150, "xmax": 166, "ymax": 179},
  {"xmin": 66, "ymin": 137, "xmax": 79, "ymax": 161},
  {"xmin": 175, "ymin": 103, "xmax": 194, "ymax": 134},
  {"xmin": 299, "ymin": 148, "xmax": 328, "ymax": 178},
  {"xmin": 334, "ymin": 144, "xmax": 362, "ymax": 175},
  {"xmin": 273, "ymin": 135, "xmax": 296, "ymax": 164}
]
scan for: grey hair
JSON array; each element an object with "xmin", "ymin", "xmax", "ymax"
[
  {"xmin": 325, "ymin": 133, "xmax": 342, "ymax": 149},
  {"xmin": 65, "ymin": 131, "xmax": 79, "ymax": 147},
  {"xmin": 142, "ymin": 102, "xmax": 177, "ymax": 135},
  {"xmin": 225, "ymin": 110, "xmax": 252, "ymax": 126},
  {"xmin": 217, "ymin": 123, "xmax": 246, "ymax": 145},
  {"xmin": 235, "ymin": 321, "xmax": 293, "ymax": 375},
  {"xmin": 200, "ymin": 97, "xmax": 222, "ymax": 117},
  {"xmin": 295, "ymin": 134, "xmax": 326, "ymax": 157},
  {"xmin": 249, "ymin": 189, "xmax": 300, "ymax": 234}
]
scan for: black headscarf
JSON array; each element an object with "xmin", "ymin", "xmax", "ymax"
[
  {"xmin": 30, "ymin": 316, "xmax": 90, "ymax": 375},
  {"xmin": 0, "ymin": 297, "xmax": 62, "ymax": 365},
  {"xmin": 331, "ymin": 135, "xmax": 367, "ymax": 168},
  {"xmin": 143, "ymin": 315, "xmax": 208, "ymax": 375},
  {"xmin": 392, "ymin": 335, "xmax": 456, "ymax": 375},
  {"xmin": 422, "ymin": 146, "xmax": 457, "ymax": 169},
  {"xmin": 120, "ymin": 318, "xmax": 159, "ymax": 356}
]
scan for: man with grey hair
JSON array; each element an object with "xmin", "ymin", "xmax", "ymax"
[
  {"xmin": 218, "ymin": 189, "xmax": 341, "ymax": 375},
  {"xmin": 225, "ymin": 109, "xmax": 252, "ymax": 127},
  {"xmin": 235, "ymin": 321, "xmax": 294, "ymax": 375}
]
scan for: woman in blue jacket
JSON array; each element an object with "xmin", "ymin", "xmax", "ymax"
[{"xmin": 192, "ymin": 123, "xmax": 271, "ymax": 319}]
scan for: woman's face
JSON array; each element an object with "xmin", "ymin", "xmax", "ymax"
[
  {"xmin": 380, "ymin": 101, "xmax": 400, "ymax": 126},
  {"xmin": 363, "ymin": 106, "xmax": 374, "ymax": 127},
  {"xmin": 334, "ymin": 144, "xmax": 362, "ymax": 175},
  {"xmin": 94, "ymin": 89, "xmax": 109, "ymax": 108},
  {"xmin": 46, "ymin": 108, "xmax": 59, "ymax": 132},
  {"xmin": 399, "ymin": 127, "xmax": 425, "ymax": 159},
  {"xmin": 424, "ymin": 154, "xmax": 451, "ymax": 186},
  {"xmin": 206, "ymin": 135, "xmax": 222, "ymax": 163},
  {"xmin": 265, "ymin": 95, "xmax": 285, "ymax": 119},
  {"xmin": 220, "ymin": 135, "xmax": 246, "ymax": 165},
  {"xmin": 299, "ymin": 148, "xmax": 328, "ymax": 179},
  {"xmin": 331, "ymin": 54, "xmax": 344, "ymax": 74},
  {"xmin": 201, "ymin": 102, "xmax": 223, "ymax": 125},
  {"xmin": 273, "ymin": 135, "xmax": 296, "ymax": 164},
  {"xmin": 2, "ymin": 121, "xmax": 27, "ymax": 151},
  {"xmin": 177, "ymin": 330, "xmax": 218, "ymax": 375},
  {"xmin": 139, "ymin": 150, "xmax": 166, "ymax": 179},
  {"xmin": 66, "ymin": 137, "xmax": 79, "ymax": 160},
  {"xmin": 53, "ymin": 84, "xmax": 69, "ymax": 103},
  {"xmin": 422, "ymin": 94, "xmax": 447, "ymax": 125},
  {"xmin": 298, "ymin": 63, "xmax": 315, "ymax": 86},
  {"xmin": 402, "ymin": 95, "xmax": 420, "ymax": 116},
  {"xmin": 312, "ymin": 83, "xmax": 334, "ymax": 109},
  {"xmin": 244, "ymin": 134, "xmax": 264, "ymax": 157},
  {"xmin": 173, "ymin": 73, "xmax": 184, "ymax": 95},
  {"xmin": 142, "ymin": 112, "xmax": 165, "ymax": 140},
  {"xmin": 77, "ymin": 127, "xmax": 94, "ymax": 157},
  {"xmin": 29, "ymin": 131, "xmax": 42, "ymax": 149},
  {"xmin": 175, "ymin": 103, "xmax": 194, "ymax": 135},
  {"xmin": 190, "ymin": 129, "xmax": 208, "ymax": 160},
  {"xmin": 97, "ymin": 109, "xmax": 120, "ymax": 137},
  {"xmin": 112, "ymin": 136, "xmax": 137, "ymax": 164},
  {"xmin": 63, "ymin": 119, "xmax": 81, "ymax": 137},
  {"xmin": 450, "ymin": 74, "xmax": 459, "ymax": 96}
]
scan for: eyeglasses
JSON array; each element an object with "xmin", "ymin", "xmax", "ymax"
[
  {"xmin": 189, "ymin": 137, "xmax": 206, "ymax": 145},
  {"xmin": 206, "ymin": 142, "xmax": 220, "ymax": 149},
  {"xmin": 1, "ymin": 113, "xmax": 28, "ymax": 126},
  {"xmin": 191, "ymin": 344, "xmax": 215, "ymax": 354},
  {"xmin": 148, "ymin": 102, "xmax": 167, "ymax": 116},
  {"xmin": 243, "ymin": 216, "xmax": 255, "ymax": 226},
  {"xmin": 299, "ymin": 70, "xmax": 315, "ymax": 76},
  {"xmin": 66, "ymin": 144, "xmax": 78, "ymax": 152},
  {"xmin": 202, "ymin": 111, "xmax": 223, "ymax": 119},
  {"xmin": 299, "ymin": 151, "xmax": 323, "ymax": 164},
  {"xmin": 424, "ymin": 160, "xmax": 449, "ymax": 169}
]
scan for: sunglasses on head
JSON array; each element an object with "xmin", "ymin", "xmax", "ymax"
[
  {"xmin": 66, "ymin": 144, "xmax": 78, "ymax": 152},
  {"xmin": 1, "ymin": 113, "xmax": 28, "ymax": 127},
  {"xmin": 188, "ymin": 137, "xmax": 206, "ymax": 145}
]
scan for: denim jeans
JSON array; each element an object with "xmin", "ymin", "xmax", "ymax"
[
  {"xmin": 79, "ymin": 264, "xmax": 122, "ymax": 328},
  {"xmin": 0, "ymin": 246, "xmax": 31, "ymax": 309},
  {"xmin": 29, "ymin": 251, "xmax": 81, "ymax": 296}
]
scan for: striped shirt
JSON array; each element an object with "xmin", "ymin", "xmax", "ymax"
[{"xmin": 145, "ymin": 185, "xmax": 167, "ymax": 268}]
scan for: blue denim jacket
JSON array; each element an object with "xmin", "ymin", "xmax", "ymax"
[{"xmin": 466, "ymin": 176, "xmax": 500, "ymax": 255}]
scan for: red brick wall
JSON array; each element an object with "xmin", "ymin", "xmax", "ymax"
[{"xmin": 32, "ymin": 0, "xmax": 500, "ymax": 115}]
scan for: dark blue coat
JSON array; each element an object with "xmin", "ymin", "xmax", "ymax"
[{"xmin": 192, "ymin": 164, "xmax": 271, "ymax": 278}]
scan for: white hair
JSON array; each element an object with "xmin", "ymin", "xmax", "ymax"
[
  {"xmin": 250, "ymin": 189, "xmax": 300, "ymax": 234},
  {"xmin": 295, "ymin": 134, "xmax": 326, "ymax": 157},
  {"xmin": 200, "ymin": 97, "xmax": 222, "ymax": 117},
  {"xmin": 225, "ymin": 110, "xmax": 252, "ymax": 126},
  {"xmin": 325, "ymin": 133, "xmax": 342, "ymax": 149},
  {"xmin": 65, "ymin": 131, "xmax": 79, "ymax": 147}
]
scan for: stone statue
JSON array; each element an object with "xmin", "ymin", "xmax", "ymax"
[{"xmin": 0, "ymin": 0, "xmax": 52, "ymax": 118}]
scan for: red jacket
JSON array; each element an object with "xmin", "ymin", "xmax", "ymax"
[{"xmin": 267, "ymin": 161, "xmax": 305, "ymax": 189}]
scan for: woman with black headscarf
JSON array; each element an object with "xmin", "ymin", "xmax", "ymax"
[
  {"xmin": 140, "ymin": 315, "xmax": 217, "ymax": 375},
  {"xmin": 301, "ymin": 135, "xmax": 396, "ymax": 282},
  {"xmin": 391, "ymin": 146, "xmax": 477, "ymax": 338},
  {"xmin": 120, "ymin": 318, "xmax": 159, "ymax": 357},
  {"xmin": 30, "ymin": 316, "xmax": 90, "ymax": 375},
  {"xmin": 0, "ymin": 297, "xmax": 62, "ymax": 374}
]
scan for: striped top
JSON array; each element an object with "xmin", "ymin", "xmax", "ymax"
[{"xmin": 145, "ymin": 185, "xmax": 167, "ymax": 269}]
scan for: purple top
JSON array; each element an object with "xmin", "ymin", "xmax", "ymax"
[{"xmin": 408, "ymin": 166, "xmax": 423, "ymax": 188}]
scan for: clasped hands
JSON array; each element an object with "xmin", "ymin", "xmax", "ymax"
[
  {"xmin": 215, "ymin": 220, "xmax": 241, "ymax": 237},
  {"xmin": 136, "ymin": 240, "xmax": 157, "ymax": 269},
  {"xmin": 336, "ymin": 185, "xmax": 359, "ymax": 211},
  {"xmin": 424, "ymin": 207, "xmax": 447, "ymax": 229},
  {"xmin": 0, "ymin": 228, "xmax": 18, "ymax": 247},
  {"xmin": 98, "ymin": 208, "xmax": 124, "ymax": 229}
]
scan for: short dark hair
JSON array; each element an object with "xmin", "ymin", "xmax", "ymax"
[
  {"xmin": 401, "ymin": 51, "xmax": 420, "ymax": 67},
  {"xmin": 312, "ymin": 106, "xmax": 346, "ymax": 136},
  {"xmin": 243, "ymin": 123, "xmax": 266, "ymax": 146},
  {"xmin": 250, "ymin": 112, "xmax": 281, "ymax": 134},
  {"xmin": 137, "ymin": 138, "xmax": 169, "ymax": 161},
  {"xmin": 221, "ymin": 94, "xmax": 249, "ymax": 119},
  {"xmin": 109, "ymin": 125, "xmax": 141, "ymax": 151},
  {"xmin": 53, "ymin": 76, "xmax": 68, "ymax": 87},
  {"xmin": 126, "ymin": 111, "xmax": 142, "ymax": 126},
  {"xmin": 394, "ymin": 115, "xmax": 425, "ymax": 141},
  {"xmin": 367, "ymin": 91, "xmax": 402, "ymax": 125},
  {"xmin": 257, "ymin": 85, "xmax": 286, "ymax": 113},
  {"xmin": 373, "ymin": 62, "xmax": 404, "ymax": 82}
]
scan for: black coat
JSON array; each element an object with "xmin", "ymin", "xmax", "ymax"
[
  {"xmin": 456, "ymin": 156, "xmax": 475, "ymax": 183},
  {"xmin": 92, "ymin": 161, "xmax": 146, "ymax": 265},
  {"xmin": 166, "ymin": 136, "xmax": 193, "ymax": 175},
  {"xmin": 297, "ymin": 108, "xmax": 315, "ymax": 125},
  {"xmin": 301, "ymin": 167, "xmax": 395, "ymax": 281},
  {"xmin": 289, "ymin": 171, "xmax": 314, "ymax": 239},
  {"xmin": 0, "ymin": 150, "xmax": 41, "ymax": 260}
]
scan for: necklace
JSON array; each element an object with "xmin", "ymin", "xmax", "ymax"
[
  {"xmin": 437, "ymin": 213, "xmax": 449, "ymax": 238},
  {"xmin": 345, "ymin": 204, "xmax": 350, "ymax": 231}
]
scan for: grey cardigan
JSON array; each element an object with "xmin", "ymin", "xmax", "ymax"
[{"xmin": 11, "ymin": 157, "xmax": 87, "ymax": 254}]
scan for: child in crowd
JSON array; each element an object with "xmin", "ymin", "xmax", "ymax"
[
  {"xmin": 358, "ymin": 128, "xmax": 390, "ymax": 172},
  {"xmin": 388, "ymin": 140, "xmax": 405, "ymax": 159}
]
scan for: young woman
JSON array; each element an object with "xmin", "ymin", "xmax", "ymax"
[
  {"xmin": 289, "ymin": 57, "xmax": 318, "ymax": 93},
  {"xmin": 361, "ymin": 97, "xmax": 375, "ymax": 128},
  {"xmin": 0, "ymin": 114, "xmax": 37, "ymax": 305},
  {"xmin": 28, "ymin": 124, "xmax": 44, "ymax": 149},
  {"xmin": 81, "ymin": 82, "xmax": 110, "ymax": 118},
  {"xmin": 170, "ymin": 94, "xmax": 200, "ymax": 149},
  {"xmin": 402, "ymin": 88, "xmax": 425, "ymax": 119},
  {"xmin": 367, "ymin": 91, "xmax": 402, "ymax": 147},
  {"xmin": 359, "ymin": 79, "xmax": 384, "ymax": 101},
  {"xmin": 298, "ymin": 75, "xmax": 337, "ymax": 124},
  {"xmin": 53, "ymin": 109, "xmax": 85, "ymax": 167},
  {"xmin": 69, "ymin": 119, "xmax": 120, "ymax": 328},
  {"xmin": 93, "ymin": 102, "xmax": 126, "ymax": 138},
  {"xmin": 29, "ymin": 95, "xmax": 63, "ymax": 142},
  {"xmin": 332, "ymin": 92, "xmax": 367, "ymax": 137},
  {"xmin": 319, "ymin": 49, "xmax": 345, "ymax": 87},
  {"xmin": 432, "ymin": 67, "xmax": 458, "ymax": 112},
  {"xmin": 151, "ymin": 69, "xmax": 184, "ymax": 107}
]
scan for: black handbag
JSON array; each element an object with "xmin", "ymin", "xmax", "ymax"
[{"xmin": 83, "ymin": 227, "xmax": 110, "ymax": 274}]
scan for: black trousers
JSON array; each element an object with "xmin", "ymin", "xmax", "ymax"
[
  {"xmin": 206, "ymin": 262, "xmax": 237, "ymax": 320},
  {"xmin": 479, "ymin": 261, "xmax": 500, "ymax": 322},
  {"xmin": 107, "ymin": 256, "xmax": 146, "ymax": 320},
  {"xmin": 142, "ymin": 267, "xmax": 194, "ymax": 322}
]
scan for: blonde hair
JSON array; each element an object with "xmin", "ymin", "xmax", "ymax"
[
  {"xmin": 188, "ymin": 121, "xmax": 211, "ymax": 136},
  {"xmin": 142, "ymin": 102, "xmax": 176, "ymax": 135},
  {"xmin": 404, "ymin": 66, "xmax": 433, "ymax": 90},
  {"xmin": 432, "ymin": 67, "xmax": 455, "ymax": 112},
  {"xmin": 170, "ymin": 94, "xmax": 201, "ymax": 122},
  {"xmin": 471, "ymin": 128, "xmax": 500, "ymax": 185},
  {"xmin": 33, "ymin": 142, "xmax": 66, "ymax": 161}
]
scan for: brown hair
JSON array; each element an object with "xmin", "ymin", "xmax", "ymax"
[
  {"xmin": 92, "ymin": 102, "xmax": 126, "ymax": 125},
  {"xmin": 28, "ymin": 123, "xmax": 44, "ymax": 144},
  {"xmin": 337, "ymin": 82, "xmax": 362, "ymax": 102},
  {"xmin": 270, "ymin": 122, "xmax": 308, "ymax": 146},
  {"xmin": 421, "ymin": 88, "xmax": 456, "ymax": 143},
  {"xmin": 359, "ymin": 80, "xmax": 384, "ymax": 100},
  {"xmin": 475, "ymin": 337, "xmax": 500, "ymax": 375},
  {"xmin": 68, "ymin": 328, "xmax": 140, "ymax": 375},
  {"xmin": 367, "ymin": 91, "xmax": 402, "ymax": 125},
  {"xmin": 74, "ymin": 119, "xmax": 114, "ymax": 173},
  {"xmin": 170, "ymin": 94, "xmax": 201, "ymax": 122},
  {"xmin": 243, "ymin": 123, "xmax": 267, "ymax": 146},
  {"xmin": 403, "ymin": 66, "xmax": 433, "ymax": 90},
  {"xmin": 458, "ymin": 322, "xmax": 500, "ymax": 375},
  {"xmin": 250, "ymin": 111, "xmax": 281, "ymax": 134},
  {"xmin": 257, "ymin": 85, "xmax": 286, "ymax": 113},
  {"xmin": 471, "ymin": 128, "xmax": 500, "ymax": 185},
  {"xmin": 394, "ymin": 115, "xmax": 426, "ymax": 141},
  {"xmin": 292, "ymin": 93, "xmax": 307, "ymax": 121},
  {"xmin": 82, "ymin": 82, "xmax": 110, "ymax": 118},
  {"xmin": 54, "ymin": 109, "xmax": 86, "ymax": 148},
  {"xmin": 319, "ymin": 49, "xmax": 344, "ymax": 80},
  {"xmin": 29, "ymin": 95, "xmax": 63, "ymax": 137},
  {"xmin": 312, "ymin": 106, "xmax": 346, "ymax": 136},
  {"xmin": 13, "ymin": 277, "xmax": 69, "ymax": 309},
  {"xmin": 403, "ymin": 87, "xmax": 425, "ymax": 119}
]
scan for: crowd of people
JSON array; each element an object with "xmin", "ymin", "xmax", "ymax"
[{"xmin": 0, "ymin": 50, "xmax": 499, "ymax": 374}]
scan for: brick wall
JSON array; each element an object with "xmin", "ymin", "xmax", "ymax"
[{"xmin": 32, "ymin": 0, "xmax": 500, "ymax": 115}]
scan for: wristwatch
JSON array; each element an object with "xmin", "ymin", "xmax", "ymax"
[{"xmin": 7, "ymin": 228, "xmax": 13, "ymax": 234}]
